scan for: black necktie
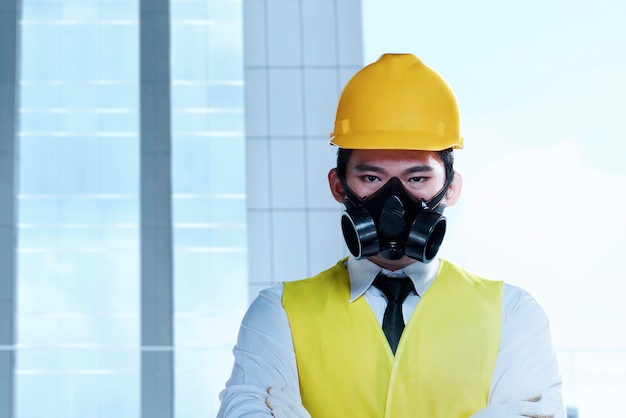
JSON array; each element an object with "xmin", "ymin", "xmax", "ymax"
[{"xmin": 372, "ymin": 274, "xmax": 416, "ymax": 355}]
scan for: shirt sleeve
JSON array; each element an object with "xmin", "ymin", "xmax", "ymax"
[
  {"xmin": 217, "ymin": 283, "xmax": 300, "ymax": 418},
  {"xmin": 487, "ymin": 283, "xmax": 566, "ymax": 417}
]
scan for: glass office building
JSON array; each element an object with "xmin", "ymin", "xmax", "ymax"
[
  {"xmin": 1, "ymin": 0, "xmax": 360, "ymax": 416},
  {"xmin": 5, "ymin": 0, "xmax": 251, "ymax": 416}
]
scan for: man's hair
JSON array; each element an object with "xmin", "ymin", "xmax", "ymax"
[{"xmin": 335, "ymin": 148, "xmax": 455, "ymax": 182}]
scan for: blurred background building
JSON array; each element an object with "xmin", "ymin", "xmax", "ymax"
[{"xmin": 1, "ymin": 0, "xmax": 625, "ymax": 416}]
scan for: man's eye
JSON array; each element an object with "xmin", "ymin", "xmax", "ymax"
[
  {"xmin": 364, "ymin": 175, "xmax": 379, "ymax": 182},
  {"xmin": 409, "ymin": 176, "xmax": 425, "ymax": 183}
]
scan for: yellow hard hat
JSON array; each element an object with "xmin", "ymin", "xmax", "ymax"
[{"xmin": 330, "ymin": 53, "xmax": 464, "ymax": 151}]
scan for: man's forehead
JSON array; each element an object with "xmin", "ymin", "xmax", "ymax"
[{"xmin": 347, "ymin": 149, "xmax": 443, "ymax": 167}]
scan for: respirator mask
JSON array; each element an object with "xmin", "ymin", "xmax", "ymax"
[{"xmin": 340, "ymin": 172, "xmax": 453, "ymax": 263}]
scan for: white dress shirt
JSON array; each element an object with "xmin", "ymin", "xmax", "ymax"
[{"xmin": 217, "ymin": 257, "xmax": 565, "ymax": 417}]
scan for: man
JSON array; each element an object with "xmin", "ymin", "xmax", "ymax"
[{"xmin": 218, "ymin": 53, "xmax": 565, "ymax": 417}]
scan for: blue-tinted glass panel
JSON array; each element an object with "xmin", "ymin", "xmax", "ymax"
[
  {"xmin": 171, "ymin": 1, "xmax": 209, "ymax": 20},
  {"xmin": 171, "ymin": 1, "xmax": 247, "ymax": 416},
  {"xmin": 99, "ymin": 24, "xmax": 139, "ymax": 79},
  {"xmin": 206, "ymin": 21, "xmax": 243, "ymax": 81},
  {"xmin": 173, "ymin": 196, "xmax": 246, "ymax": 224},
  {"xmin": 171, "ymin": 83, "xmax": 244, "ymax": 109},
  {"xmin": 174, "ymin": 225, "xmax": 246, "ymax": 249},
  {"xmin": 20, "ymin": 25, "xmax": 62, "ymax": 80},
  {"xmin": 207, "ymin": 0, "xmax": 241, "ymax": 20},
  {"xmin": 172, "ymin": 110, "xmax": 244, "ymax": 133},
  {"xmin": 15, "ymin": 369, "xmax": 138, "ymax": 418},
  {"xmin": 17, "ymin": 0, "xmax": 140, "ymax": 417},
  {"xmin": 172, "ymin": 136, "xmax": 245, "ymax": 194},
  {"xmin": 174, "ymin": 250, "xmax": 248, "ymax": 316}
]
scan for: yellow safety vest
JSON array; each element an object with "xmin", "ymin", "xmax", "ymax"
[{"xmin": 283, "ymin": 259, "xmax": 503, "ymax": 417}]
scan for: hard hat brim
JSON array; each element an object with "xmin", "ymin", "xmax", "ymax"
[{"xmin": 330, "ymin": 131, "xmax": 464, "ymax": 151}]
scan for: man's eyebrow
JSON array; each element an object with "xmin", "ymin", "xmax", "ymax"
[
  {"xmin": 403, "ymin": 165, "xmax": 434, "ymax": 174},
  {"xmin": 354, "ymin": 164, "xmax": 385, "ymax": 173}
]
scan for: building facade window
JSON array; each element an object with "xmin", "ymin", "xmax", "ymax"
[
  {"xmin": 17, "ymin": 1, "xmax": 140, "ymax": 416},
  {"xmin": 14, "ymin": 0, "xmax": 247, "ymax": 416}
]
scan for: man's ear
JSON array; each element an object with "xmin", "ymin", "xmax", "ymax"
[
  {"xmin": 328, "ymin": 168, "xmax": 346, "ymax": 203},
  {"xmin": 443, "ymin": 171, "xmax": 463, "ymax": 207}
]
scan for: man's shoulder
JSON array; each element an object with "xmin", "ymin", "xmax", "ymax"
[
  {"xmin": 282, "ymin": 259, "xmax": 351, "ymax": 309},
  {"xmin": 438, "ymin": 259, "xmax": 504, "ymax": 286},
  {"xmin": 440, "ymin": 260, "xmax": 545, "ymax": 315},
  {"xmin": 284, "ymin": 258, "xmax": 349, "ymax": 287}
]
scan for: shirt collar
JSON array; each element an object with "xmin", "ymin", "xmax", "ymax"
[{"xmin": 347, "ymin": 256, "xmax": 441, "ymax": 302}]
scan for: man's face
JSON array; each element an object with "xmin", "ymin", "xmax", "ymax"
[
  {"xmin": 328, "ymin": 148, "xmax": 462, "ymax": 269},
  {"xmin": 344, "ymin": 149, "xmax": 448, "ymax": 203}
]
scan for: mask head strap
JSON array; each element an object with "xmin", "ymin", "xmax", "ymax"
[{"xmin": 423, "ymin": 164, "xmax": 454, "ymax": 210}]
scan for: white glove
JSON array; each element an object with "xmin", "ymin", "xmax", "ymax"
[
  {"xmin": 470, "ymin": 390, "xmax": 554, "ymax": 418},
  {"xmin": 265, "ymin": 387, "xmax": 311, "ymax": 418}
]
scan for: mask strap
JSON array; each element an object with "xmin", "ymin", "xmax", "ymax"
[
  {"xmin": 423, "ymin": 166, "xmax": 454, "ymax": 210},
  {"xmin": 338, "ymin": 174, "xmax": 362, "ymax": 208}
]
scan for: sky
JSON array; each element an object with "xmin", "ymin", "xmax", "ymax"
[
  {"xmin": 362, "ymin": 0, "xmax": 626, "ymax": 341},
  {"xmin": 362, "ymin": 1, "xmax": 626, "ymax": 413}
]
